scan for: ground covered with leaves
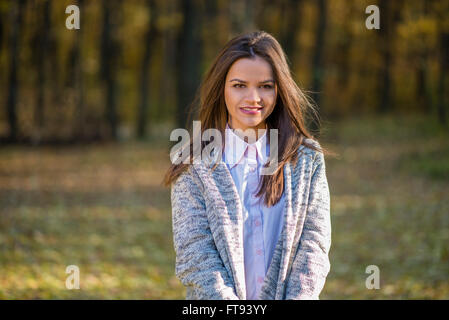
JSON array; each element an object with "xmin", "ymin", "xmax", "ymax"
[{"xmin": 1, "ymin": 114, "xmax": 448, "ymax": 299}]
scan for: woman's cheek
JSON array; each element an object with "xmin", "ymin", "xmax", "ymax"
[
  {"xmin": 262, "ymin": 94, "xmax": 271, "ymax": 105},
  {"xmin": 229, "ymin": 87, "xmax": 239, "ymax": 104}
]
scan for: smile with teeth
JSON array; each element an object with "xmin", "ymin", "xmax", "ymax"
[{"xmin": 240, "ymin": 106, "xmax": 263, "ymax": 114}]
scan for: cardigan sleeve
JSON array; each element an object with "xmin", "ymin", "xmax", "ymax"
[
  {"xmin": 171, "ymin": 168, "xmax": 240, "ymax": 300},
  {"xmin": 284, "ymin": 151, "xmax": 332, "ymax": 300}
]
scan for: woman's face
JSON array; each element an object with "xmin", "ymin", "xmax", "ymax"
[{"xmin": 224, "ymin": 55, "xmax": 277, "ymax": 135}]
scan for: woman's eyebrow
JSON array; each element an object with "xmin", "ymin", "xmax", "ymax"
[{"xmin": 229, "ymin": 78, "xmax": 275, "ymax": 83}]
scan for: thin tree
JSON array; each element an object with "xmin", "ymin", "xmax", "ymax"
[
  {"xmin": 377, "ymin": 0, "xmax": 403, "ymax": 113},
  {"xmin": 437, "ymin": 29, "xmax": 449, "ymax": 127},
  {"xmin": 310, "ymin": 0, "xmax": 327, "ymax": 135},
  {"xmin": 71, "ymin": 0, "xmax": 85, "ymax": 141},
  {"xmin": 6, "ymin": 0, "xmax": 26, "ymax": 143},
  {"xmin": 175, "ymin": 0, "xmax": 202, "ymax": 130},
  {"xmin": 137, "ymin": 0, "xmax": 159, "ymax": 140},
  {"xmin": 279, "ymin": 0, "xmax": 303, "ymax": 66},
  {"xmin": 159, "ymin": 0, "xmax": 178, "ymax": 124},
  {"xmin": 33, "ymin": 0, "xmax": 51, "ymax": 136},
  {"xmin": 100, "ymin": 0, "xmax": 121, "ymax": 140},
  {"xmin": 415, "ymin": 0, "xmax": 432, "ymax": 114}
]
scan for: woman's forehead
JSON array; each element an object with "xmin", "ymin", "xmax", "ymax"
[{"xmin": 226, "ymin": 56, "xmax": 274, "ymax": 82}]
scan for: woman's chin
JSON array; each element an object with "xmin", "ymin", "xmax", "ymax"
[{"xmin": 240, "ymin": 119, "xmax": 264, "ymax": 129}]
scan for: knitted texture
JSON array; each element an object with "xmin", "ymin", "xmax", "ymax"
[{"xmin": 171, "ymin": 138, "xmax": 331, "ymax": 300}]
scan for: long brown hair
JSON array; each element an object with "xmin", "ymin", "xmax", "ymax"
[{"xmin": 163, "ymin": 30, "xmax": 332, "ymax": 207}]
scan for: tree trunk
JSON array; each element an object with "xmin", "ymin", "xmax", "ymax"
[
  {"xmin": 437, "ymin": 32, "xmax": 449, "ymax": 127},
  {"xmin": 279, "ymin": 0, "xmax": 303, "ymax": 66},
  {"xmin": 137, "ymin": 0, "xmax": 158, "ymax": 139},
  {"xmin": 377, "ymin": 0, "xmax": 403, "ymax": 113},
  {"xmin": 160, "ymin": 19, "xmax": 177, "ymax": 123},
  {"xmin": 72, "ymin": 0, "xmax": 85, "ymax": 140},
  {"xmin": 377, "ymin": 0, "xmax": 391, "ymax": 113},
  {"xmin": 310, "ymin": 0, "xmax": 327, "ymax": 135},
  {"xmin": 6, "ymin": 0, "xmax": 26, "ymax": 142},
  {"xmin": 415, "ymin": 0, "xmax": 432, "ymax": 114},
  {"xmin": 101, "ymin": 0, "xmax": 121, "ymax": 140},
  {"xmin": 33, "ymin": 0, "xmax": 51, "ymax": 135},
  {"xmin": 416, "ymin": 51, "xmax": 432, "ymax": 114},
  {"xmin": 175, "ymin": 0, "xmax": 202, "ymax": 130}
]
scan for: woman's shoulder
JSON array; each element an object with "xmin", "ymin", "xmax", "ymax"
[
  {"xmin": 298, "ymin": 138, "xmax": 323, "ymax": 160},
  {"xmin": 291, "ymin": 137, "xmax": 326, "ymax": 176},
  {"xmin": 171, "ymin": 165, "xmax": 203, "ymax": 191}
]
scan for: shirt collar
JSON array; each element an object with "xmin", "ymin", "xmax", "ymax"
[{"xmin": 223, "ymin": 123, "xmax": 268, "ymax": 169}]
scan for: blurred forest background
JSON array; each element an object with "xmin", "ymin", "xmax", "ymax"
[{"xmin": 0, "ymin": 0, "xmax": 448, "ymax": 299}]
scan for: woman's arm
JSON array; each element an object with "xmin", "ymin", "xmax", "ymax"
[
  {"xmin": 171, "ymin": 168, "xmax": 240, "ymax": 300},
  {"xmin": 285, "ymin": 151, "xmax": 332, "ymax": 300}
]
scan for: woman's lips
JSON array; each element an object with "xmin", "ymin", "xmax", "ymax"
[{"xmin": 239, "ymin": 106, "xmax": 263, "ymax": 115}]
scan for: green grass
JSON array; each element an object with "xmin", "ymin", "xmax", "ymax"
[
  {"xmin": 0, "ymin": 142, "xmax": 185, "ymax": 299},
  {"xmin": 321, "ymin": 113, "xmax": 449, "ymax": 299},
  {"xmin": 398, "ymin": 147, "xmax": 449, "ymax": 181},
  {"xmin": 0, "ymin": 113, "xmax": 448, "ymax": 299}
]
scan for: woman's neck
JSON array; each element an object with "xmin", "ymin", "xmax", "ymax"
[{"xmin": 227, "ymin": 121, "xmax": 267, "ymax": 142}]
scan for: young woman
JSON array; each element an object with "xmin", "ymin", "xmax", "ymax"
[{"xmin": 163, "ymin": 31, "xmax": 332, "ymax": 300}]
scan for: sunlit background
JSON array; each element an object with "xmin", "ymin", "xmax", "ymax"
[{"xmin": 0, "ymin": 0, "xmax": 448, "ymax": 299}]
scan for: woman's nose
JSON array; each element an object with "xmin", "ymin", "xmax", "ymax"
[{"xmin": 245, "ymin": 88, "xmax": 261, "ymax": 104}]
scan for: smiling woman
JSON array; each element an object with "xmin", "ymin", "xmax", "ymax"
[
  {"xmin": 163, "ymin": 31, "xmax": 332, "ymax": 300},
  {"xmin": 224, "ymin": 55, "xmax": 277, "ymax": 138}
]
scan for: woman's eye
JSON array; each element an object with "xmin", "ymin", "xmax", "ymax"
[{"xmin": 232, "ymin": 84, "xmax": 273, "ymax": 89}]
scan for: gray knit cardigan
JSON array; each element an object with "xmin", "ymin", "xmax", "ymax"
[{"xmin": 170, "ymin": 138, "xmax": 331, "ymax": 300}]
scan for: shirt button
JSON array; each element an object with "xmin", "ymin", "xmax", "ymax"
[
  {"xmin": 257, "ymin": 276, "xmax": 264, "ymax": 284},
  {"xmin": 256, "ymin": 249, "xmax": 263, "ymax": 256},
  {"xmin": 254, "ymin": 219, "xmax": 261, "ymax": 227}
]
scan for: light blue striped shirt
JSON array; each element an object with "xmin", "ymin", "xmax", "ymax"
[{"xmin": 223, "ymin": 124, "xmax": 285, "ymax": 300}]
